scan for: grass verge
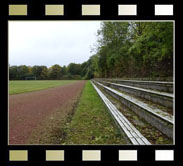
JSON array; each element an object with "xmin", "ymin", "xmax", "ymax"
[
  {"xmin": 63, "ymin": 81, "xmax": 126, "ymax": 144},
  {"xmin": 9, "ymin": 80, "xmax": 77, "ymax": 95}
]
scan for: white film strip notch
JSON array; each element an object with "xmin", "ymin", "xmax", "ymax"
[
  {"xmin": 155, "ymin": 4, "xmax": 174, "ymax": 16},
  {"xmin": 8, "ymin": 150, "xmax": 175, "ymax": 162},
  {"xmin": 8, "ymin": 4, "xmax": 174, "ymax": 16}
]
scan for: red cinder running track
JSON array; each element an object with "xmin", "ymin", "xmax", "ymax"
[{"xmin": 9, "ymin": 81, "xmax": 86, "ymax": 144}]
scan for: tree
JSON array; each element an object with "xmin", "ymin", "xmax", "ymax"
[
  {"xmin": 67, "ymin": 63, "xmax": 82, "ymax": 75},
  {"xmin": 17, "ymin": 65, "xmax": 29, "ymax": 80},
  {"xmin": 40, "ymin": 67, "xmax": 48, "ymax": 80},
  {"xmin": 48, "ymin": 64, "xmax": 62, "ymax": 80},
  {"xmin": 9, "ymin": 22, "xmax": 173, "ymax": 80},
  {"xmin": 9, "ymin": 66, "xmax": 18, "ymax": 80},
  {"xmin": 93, "ymin": 22, "xmax": 173, "ymax": 78}
]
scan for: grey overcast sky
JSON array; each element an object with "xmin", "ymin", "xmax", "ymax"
[{"xmin": 9, "ymin": 21, "xmax": 101, "ymax": 67}]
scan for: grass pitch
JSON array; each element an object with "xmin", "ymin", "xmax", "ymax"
[{"xmin": 9, "ymin": 80, "xmax": 77, "ymax": 95}]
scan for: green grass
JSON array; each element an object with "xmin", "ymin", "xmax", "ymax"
[
  {"xmin": 63, "ymin": 81, "xmax": 126, "ymax": 144},
  {"xmin": 9, "ymin": 80, "xmax": 77, "ymax": 95}
]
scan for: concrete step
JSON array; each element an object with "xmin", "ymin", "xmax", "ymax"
[
  {"xmin": 91, "ymin": 81, "xmax": 151, "ymax": 145},
  {"xmin": 98, "ymin": 80, "xmax": 173, "ymax": 109},
  {"xmin": 94, "ymin": 81, "xmax": 174, "ymax": 139},
  {"xmin": 103, "ymin": 79, "xmax": 173, "ymax": 93}
]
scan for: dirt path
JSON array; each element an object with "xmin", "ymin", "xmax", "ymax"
[{"xmin": 9, "ymin": 81, "xmax": 86, "ymax": 144}]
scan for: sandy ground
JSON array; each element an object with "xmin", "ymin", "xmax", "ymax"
[{"xmin": 9, "ymin": 81, "xmax": 86, "ymax": 144}]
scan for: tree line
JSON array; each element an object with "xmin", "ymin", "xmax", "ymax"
[
  {"xmin": 90, "ymin": 22, "xmax": 173, "ymax": 79},
  {"xmin": 9, "ymin": 22, "xmax": 173, "ymax": 80},
  {"xmin": 9, "ymin": 62, "xmax": 93, "ymax": 80}
]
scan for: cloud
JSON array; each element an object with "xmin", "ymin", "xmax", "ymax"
[{"xmin": 9, "ymin": 21, "xmax": 101, "ymax": 67}]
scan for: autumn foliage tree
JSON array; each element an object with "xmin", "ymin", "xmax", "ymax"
[{"xmin": 9, "ymin": 22, "xmax": 173, "ymax": 80}]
